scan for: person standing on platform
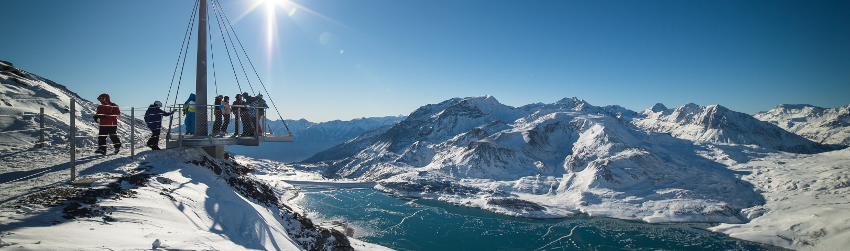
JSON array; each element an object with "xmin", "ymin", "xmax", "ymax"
[
  {"xmin": 241, "ymin": 92, "xmax": 255, "ymax": 136},
  {"xmin": 231, "ymin": 93, "xmax": 243, "ymax": 137},
  {"xmin": 183, "ymin": 93, "xmax": 196, "ymax": 135},
  {"xmin": 254, "ymin": 94, "xmax": 268, "ymax": 134},
  {"xmin": 94, "ymin": 93, "xmax": 122, "ymax": 155},
  {"xmin": 213, "ymin": 95, "xmax": 223, "ymax": 135},
  {"xmin": 221, "ymin": 96, "xmax": 231, "ymax": 135}
]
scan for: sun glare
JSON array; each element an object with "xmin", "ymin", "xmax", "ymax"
[
  {"xmin": 232, "ymin": 0, "xmax": 297, "ymax": 66},
  {"xmin": 265, "ymin": 1, "xmax": 276, "ymax": 58},
  {"xmin": 230, "ymin": 0, "xmax": 361, "ymax": 69}
]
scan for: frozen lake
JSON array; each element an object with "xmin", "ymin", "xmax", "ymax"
[{"xmin": 291, "ymin": 188, "xmax": 788, "ymax": 251}]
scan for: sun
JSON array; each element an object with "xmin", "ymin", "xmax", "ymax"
[
  {"xmin": 228, "ymin": 0, "xmax": 358, "ymax": 66},
  {"xmin": 228, "ymin": 0, "xmax": 299, "ymax": 65}
]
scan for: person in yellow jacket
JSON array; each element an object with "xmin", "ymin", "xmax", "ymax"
[{"xmin": 183, "ymin": 93, "xmax": 196, "ymax": 134}]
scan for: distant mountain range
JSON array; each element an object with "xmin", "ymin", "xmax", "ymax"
[
  {"xmin": 297, "ymin": 95, "xmax": 842, "ymax": 221},
  {"xmin": 227, "ymin": 116, "xmax": 405, "ymax": 162},
  {"xmin": 755, "ymin": 104, "xmax": 850, "ymax": 146}
]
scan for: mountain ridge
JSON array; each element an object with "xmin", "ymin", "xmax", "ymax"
[
  {"xmin": 755, "ymin": 103, "xmax": 850, "ymax": 146},
  {"xmin": 299, "ymin": 96, "xmax": 833, "ymax": 222}
]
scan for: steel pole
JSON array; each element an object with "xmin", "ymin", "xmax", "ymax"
[{"xmin": 195, "ymin": 0, "xmax": 208, "ymax": 136}]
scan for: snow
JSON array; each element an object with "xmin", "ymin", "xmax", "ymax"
[
  {"xmin": 0, "ymin": 148, "xmax": 283, "ymax": 250},
  {"xmin": 0, "ymin": 146, "xmax": 390, "ymax": 250},
  {"xmin": 710, "ymin": 148, "xmax": 850, "ymax": 251}
]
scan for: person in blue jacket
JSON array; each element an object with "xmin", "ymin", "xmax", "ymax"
[
  {"xmin": 144, "ymin": 101, "xmax": 176, "ymax": 150},
  {"xmin": 183, "ymin": 93, "xmax": 196, "ymax": 135}
]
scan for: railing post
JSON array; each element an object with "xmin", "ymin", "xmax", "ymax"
[
  {"xmin": 178, "ymin": 105, "xmax": 183, "ymax": 135},
  {"xmin": 39, "ymin": 107, "xmax": 45, "ymax": 148},
  {"xmin": 70, "ymin": 99, "xmax": 76, "ymax": 181},
  {"xmin": 131, "ymin": 107, "xmax": 135, "ymax": 160},
  {"xmin": 178, "ymin": 105, "xmax": 183, "ymax": 147}
]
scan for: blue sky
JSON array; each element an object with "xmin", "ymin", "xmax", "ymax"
[{"xmin": 2, "ymin": 0, "xmax": 849, "ymax": 122}]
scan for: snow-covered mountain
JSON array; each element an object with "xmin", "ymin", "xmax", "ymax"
[
  {"xmin": 300, "ymin": 96, "xmax": 832, "ymax": 223},
  {"xmin": 634, "ymin": 102, "xmax": 831, "ymax": 153},
  {"xmin": 754, "ymin": 104, "xmax": 850, "ymax": 146},
  {"xmin": 228, "ymin": 116, "xmax": 405, "ymax": 162}
]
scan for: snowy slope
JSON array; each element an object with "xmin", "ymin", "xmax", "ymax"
[
  {"xmin": 0, "ymin": 146, "xmax": 387, "ymax": 250},
  {"xmin": 0, "ymin": 60, "xmax": 149, "ymax": 152},
  {"xmin": 754, "ymin": 104, "xmax": 850, "ymax": 146},
  {"xmin": 0, "ymin": 60, "xmax": 385, "ymax": 250},
  {"xmin": 711, "ymin": 148, "xmax": 850, "ymax": 251},
  {"xmin": 229, "ymin": 116, "xmax": 405, "ymax": 162}
]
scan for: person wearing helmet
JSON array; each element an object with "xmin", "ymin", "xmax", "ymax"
[
  {"xmin": 145, "ymin": 100, "xmax": 176, "ymax": 150},
  {"xmin": 94, "ymin": 93, "xmax": 121, "ymax": 155}
]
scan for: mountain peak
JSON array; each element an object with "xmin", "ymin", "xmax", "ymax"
[
  {"xmin": 554, "ymin": 97, "xmax": 589, "ymax": 111},
  {"xmin": 649, "ymin": 103, "xmax": 667, "ymax": 112},
  {"xmin": 774, "ymin": 104, "xmax": 821, "ymax": 110},
  {"xmin": 705, "ymin": 104, "xmax": 732, "ymax": 113}
]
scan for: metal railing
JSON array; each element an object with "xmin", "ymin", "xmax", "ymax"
[
  {"xmin": 167, "ymin": 104, "xmax": 273, "ymax": 139},
  {"xmin": 1, "ymin": 98, "xmax": 287, "ymax": 182}
]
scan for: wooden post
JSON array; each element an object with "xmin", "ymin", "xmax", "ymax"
[
  {"xmin": 39, "ymin": 107, "xmax": 45, "ymax": 148},
  {"xmin": 70, "ymin": 99, "xmax": 76, "ymax": 181}
]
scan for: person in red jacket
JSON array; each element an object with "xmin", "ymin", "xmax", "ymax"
[{"xmin": 94, "ymin": 93, "xmax": 122, "ymax": 155}]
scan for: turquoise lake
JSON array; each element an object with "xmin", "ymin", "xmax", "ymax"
[{"xmin": 292, "ymin": 188, "xmax": 787, "ymax": 251}]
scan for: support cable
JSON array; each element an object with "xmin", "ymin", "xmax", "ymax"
[
  {"xmin": 213, "ymin": 0, "xmax": 254, "ymax": 94},
  {"xmin": 213, "ymin": 0, "xmax": 291, "ymax": 135},
  {"xmin": 168, "ymin": 0, "xmax": 200, "ymax": 107},
  {"xmin": 208, "ymin": 3, "xmax": 219, "ymax": 97},
  {"xmin": 211, "ymin": 0, "xmax": 244, "ymax": 94}
]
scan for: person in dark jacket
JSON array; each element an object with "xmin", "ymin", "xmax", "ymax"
[
  {"xmin": 241, "ymin": 92, "xmax": 255, "ymax": 136},
  {"xmin": 232, "ymin": 93, "xmax": 243, "ymax": 136},
  {"xmin": 213, "ymin": 95, "xmax": 223, "ymax": 134},
  {"xmin": 94, "ymin": 93, "xmax": 121, "ymax": 154},
  {"xmin": 144, "ymin": 101, "xmax": 175, "ymax": 150}
]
